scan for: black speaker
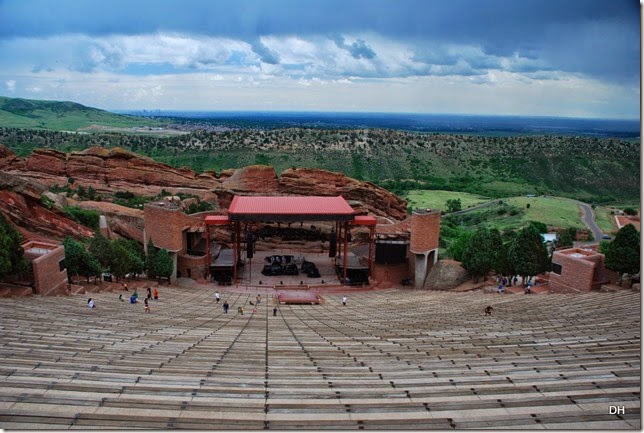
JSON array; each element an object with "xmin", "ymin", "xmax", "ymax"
[
  {"xmin": 328, "ymin": 231, "xmax": 337, "ymax": 257},
  {"xmin": 246, "ymin": 233, "xmax": 255, "ymax": 259}
]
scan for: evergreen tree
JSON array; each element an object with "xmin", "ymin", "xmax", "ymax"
[
  {"xmin": 461, "ymin": 227, "xmax": 501, "ymax": 281},
  {"xmin": 108, "ymin": 241, "xmax": 131, "ymax": 281},
  {"xmin": 556, "ymin": 228, "xmax": 576, "ymax": 249},
  {"xmin": 63, "ymin": 237, "xmax": 102, "ymax": 283},
  {"xmin": 0, "ymin": 213, "xmax": 25, "ymax": 280},
  {"xmin": 507, "ymin": 225, "xmax": 550, "ymax": 283},
  {"xmin": 151, "ymin": 249, "xmax": 174, "ymax": 282},
  {"xmin": 447, "ymin": 229, "xmax": 473, "ymax": 262},
  {"xmin": 604, "ymin": 224, "xmax": 640, "ymax": 279},
  {"xmin": 145, "ymin": 239, "xmax": 158, "ymax": 278},
  {"xmin": 89, "ymin": 234, "xmax": 112, "ymax": 270},
  {"xmin": 62, "ymin": 237, "xmax": 85, "ymax": 281}
]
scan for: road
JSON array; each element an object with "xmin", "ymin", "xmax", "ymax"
[
  {"xmin": 575, "ymin": 200, "xmax": 605, "ymax": 244},
  {"xmin": 447, "ymin": 197, "xmax": 608, "ymax": 243}
]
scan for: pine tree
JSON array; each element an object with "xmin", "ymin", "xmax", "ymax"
[
  {"xmin": 145, "ymin": 239, "xmax": 158, "ymax": 278},
  {"xmin": 0, "ymin": 213, "xmax": 25, "ymax": 280},
  {"xmin": 604, "ymin": 224, "xmax": 640, "ymax": 278},
  {"xmin": 507, "ymin": 225, "xmax": 550, "ymax": 283},
  {"xmin": 461, "ymin": 227, "xmax": 501, "ymax": 282},
  {"xmin": 152, "ymin": 249, "xmax": 174, "ymax": 282}
]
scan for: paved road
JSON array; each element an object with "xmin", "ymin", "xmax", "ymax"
[{"xmin": 575, "ymin": 200, "xmax": 605, "ymax": 244}]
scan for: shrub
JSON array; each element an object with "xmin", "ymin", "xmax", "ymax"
[{"xmin": 63, "ymin": 206, "xmax": 100, "ymax": 231}]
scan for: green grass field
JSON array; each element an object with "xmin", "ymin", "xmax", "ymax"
[
  {"xmin": 404, "ymin": 190, "xmax": 491, "ymax": 211},
  {"xmin": 431, "ymin": 191, "xmax": 596, "ymax": 232},
  {"xmin": 503, "ymin": 196, "xmax": 583, "ymax": 229}
]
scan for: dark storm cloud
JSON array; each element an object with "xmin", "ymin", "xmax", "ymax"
[
  {"xmin": 251, "ymin": 39, "xmax": 280, "ymax": 64},
  {"xmin": 0, "ymin": 0, "xmax": 638, "ymax": 83},
  {"xmin": 331, "ymin": 34, "xmax": 376, "ymax": 60}
]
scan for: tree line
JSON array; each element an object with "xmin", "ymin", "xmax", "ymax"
[
  {"xmin": 445, "ymin": 220, "xmax": 639, "ymax": 285},
  {"xmin": 62, "ymin": 236, "xmax": 174, "ymax": 284}
]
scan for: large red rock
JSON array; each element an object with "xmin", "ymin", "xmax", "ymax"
[
  {"xmin": 0, "ymin": 189, "xmax": 94, "ymax": 240},
  {"xmin": 221, "ymin": 165, "xmax": 279, "ymax": 193},
  {"xmin": 278, "ymin": 168, "xmax": 407, "ymax": 220}
]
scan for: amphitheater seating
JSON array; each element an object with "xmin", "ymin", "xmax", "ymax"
[{"xmin": 0, "ymin": 285, "xmax": 639, "ymax": 429}]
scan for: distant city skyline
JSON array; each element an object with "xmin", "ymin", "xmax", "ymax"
[{"xmin": 0, "ymin": 0, "xmax": 639, "ymax": 119}]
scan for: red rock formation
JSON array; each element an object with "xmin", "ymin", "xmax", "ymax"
[
  {"xmin": 278, "ymin": 168, "xmax": 407, "ymax": 220},
  {"xmin": 0, "ymin": 188, "xmax": 94, "ymax": 241},
  {"xmin": 1, "ymin": 144, "xmax": 409, "ymax": 245},
  {"xmin": 220, "ymin": 165, "xmax": 279, "ymax": 193}
]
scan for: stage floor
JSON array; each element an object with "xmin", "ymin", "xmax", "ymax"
[{"xmin": 236, "ymin": 250, "xmax": 340, "ymax": 288}]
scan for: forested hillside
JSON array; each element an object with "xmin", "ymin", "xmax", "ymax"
[{"xmin": 1, "ymin": 126, "xmax": 638, "ymax": 203}]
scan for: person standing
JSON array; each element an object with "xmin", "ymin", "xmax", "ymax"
[
  {"xmin": 215, "ymin": 291, "xmax": 221, "ymax": 303},
  {"xmin": 144, "ymin": 298, "xmax": 151, "ymax": 313},
  {"xmin": 223, "ymin": 300, "xmax": 229, "ymax": 314},
  {"xmin": 146, "ymin": 287, "xmax": 152, "ymax": 300}
]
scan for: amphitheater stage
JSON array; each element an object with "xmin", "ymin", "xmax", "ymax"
[{"xmin": 236, "ymin": 250, "xmax": 343, "ymax": 287}]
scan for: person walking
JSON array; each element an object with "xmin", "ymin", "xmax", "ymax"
[
  {"xmin": 146, "ymin": 287, "xmax": 152, "ymax": 300},
  {"xmin": 144, "ymin": 298, "xmax": 151, "ymax": 313},
  {"xmin": 223, "ymin": 301, "xmax": 229, "ymax": 314},
  {"xmin": 342, "ymin": 295, "xmax": 347, "ymax": 306},
  {"xmin": 215, "ymin": 291, "xmax": 220, "ymax": 303}
]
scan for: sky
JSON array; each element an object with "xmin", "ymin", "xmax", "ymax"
[{"xmin": 0, "ymin": 0, "xmax": 640, "ymax": 118}]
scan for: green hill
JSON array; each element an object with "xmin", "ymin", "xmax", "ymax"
[
  {"xmin": 0, "ymin": 96, "xmax": 639, "ymax": 204},
  {"xmin": 0, "ymin": 96, "xmax": 163, "ymax": 131}
]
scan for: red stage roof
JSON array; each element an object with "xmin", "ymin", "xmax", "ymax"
[
  {"xmin": 204, "ymin": 215, "xmax": 230, "ymax": 225},
  {"xmin": 228, "ymin": 196, "xmax": 355, "ymax": 222}
]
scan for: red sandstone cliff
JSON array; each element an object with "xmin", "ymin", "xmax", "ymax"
[
  {"xmin": 0, "ymin": 171, "xmax": 94, "ymax": 241},
  {"xmin": 278, "ymin": 168, "xmax": 408, "ymax": 220},
  {"xmin": 1, "ymin": 144, "xmax": 408, "ymax": 243}
]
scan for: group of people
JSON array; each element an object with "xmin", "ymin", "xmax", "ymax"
[
  {"xmin": 217, "ymin": 291, "xmax": 263, "ymax": 315},
  {"xmin": 115, "ymin": 284, "xmax": 159, "ymax": 313},
  {"xmin": 496, "ymin": 275, "xmax": 536, "ymax": 295}
]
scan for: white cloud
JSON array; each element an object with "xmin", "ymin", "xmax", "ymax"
[{"xmin": 0, "ymin": 31, "xmax": 638, "ymax": 118}]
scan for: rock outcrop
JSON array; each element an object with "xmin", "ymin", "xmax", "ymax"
[
  {"xmin": 4, "ymin": 146, "xmax": 218, "ymax": 200},
  {"xmin": 278, "ymin": 168, "xmax": 408, "ymax": 220},
  {"xmin": 0, "ymin": 174, "xmax": 94, "ymax": 241},
  {"xmin": 0, "ymin": 144, "xmax": 409, "ymax": 244},
  {"xmin": 424, "ymin": 260, "xmax": 470, "ymax": 290}
]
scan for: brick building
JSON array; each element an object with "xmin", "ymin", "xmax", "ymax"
[
  {"xmin": 21, "ymin": 240, "xmax": 68, "ymax": 295},
  {"xmin": 143, "ymin": 198, "xmax": 208, "ymax": 283},
  {"xmin": 409, "ymin": 209, "xmax": 441, "ymax": 289},
  {"xmin": 549, "ymin": 248, "xmax": 617, "ymax": 293}
]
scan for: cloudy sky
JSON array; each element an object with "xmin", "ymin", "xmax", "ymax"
[{"xmin": 0, "ymin": 0, "xmax": 639, "ymax": 118}]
